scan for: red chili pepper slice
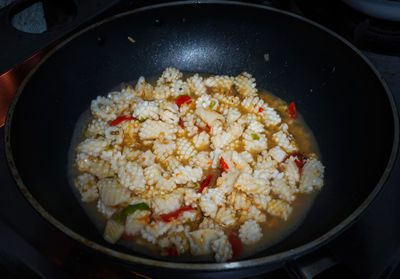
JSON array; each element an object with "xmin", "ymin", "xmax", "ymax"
[
  {"xmin": 283, "ymin": 152, "xmax": 306, "ymax": 171},
  {"xmin": 205, "ymin": 124, "xmax": 211, "ymax": 133},
  {"xmin": 220, "ymin": 157, "xmax": 229, "ymax": 172},
  {"xmin": 121, "ymin": 233, "xmax": 135, "ymax": 240},
  {"xmin": 175, "ymin": 95, "xmax": 192, "ymax": 108},
  {"xmin": 228, "ymin": 234, "xmax": 242, "ymax": 260},
  {"xmin": 258, "ymin": 107, "xmax": 264, "ymax": 113},
  {"xmin": 110, "ymin": 115, "xmax": 135, "ymax": 126},
  {"xmin": 197, "ymin": 174, "xmax": 214, "ymax": 194},
  {"xmin": 178, "ymin": 118, "xmax": 185, "ymax": 129},
  {"xmin": 167, "ymin": 246, "xmax": 179, "ymax": 256},
  {"xmin": 159, "ymin": 206, "xmax": 194, "ymax": 222},
  {"xmin": 288, "ymin": 102, "xmax": 296, "ymax": 119}
]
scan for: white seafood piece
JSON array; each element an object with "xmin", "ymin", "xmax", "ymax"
[
  {"xmin": 164, "ymin": 155, "xmax": 180, "ymax": 173},
  {"xmin": 240, "ymin": 205, "xmax": 267, "ymax": 223},
  {"xmin": 90, "ymin": 95, "xmax": 118, "ymax": 121},
  {"xmin": 268, "ymin": 146, "xmax": 287, "ymax": 163},
  {"xmin": 230, "ymin": 190, "xmax": 251, "ymax": 210},
  {"xmin": 260, "ymin": 105, "xmax": 281, "ymax": 127},
  {"xmin": 121, "ymin": 148, "xmax": 140, "ymax": 162},
  {"xmin": 101, "ymin": 149, "xmax": 124, "ymax": 171},
  {"xmin": 199, "ymin": 217, "xmax": 222, "ymax": 230},
  {"xmin": 98, "ymin": 178, "xmax": 131, "ymax": 206},
  {"xmin": 152, "ymin": 192, "xmax": 183, "ymax": 215},
  {"xmin": 252, "ymin": 194, "xmax": 271, "ymax": 211},
  {"xmin": 190, "ymin": 151, "xmax": 212, "ymax": 170},
  {"xmin": 226, "ymin": 108, "xmax": 241, "ymax": 123},
  {"xmin": 203, "ymin": 187, "xmax": 226, "ymax": 207},
  {"xmin": 232, "ymin": 151, "xmax": 252, "ymax": 173},
  {"xmin": 135, "ymin": 76, "xmax": 153, "ymax": 99},
  {"xmin": 199, "ymin": 192, "xmax": 219, "ymax": 218},
  {"xmin": 138, "ymin": 150, "xmax": 156, "ymax": 167},
  {"xmin": 173, "ymin": 165, "xmax": 203, "ymax": 184},
  {"xmin": 195, "ymin": 94, "xmax": 212, "ymax": 109},
  {"xmin": 176, "ymin": 137, "xmax": 197, "ymax": 161},
  {"xmin": 152, "ymin": 85, "xmax": 171, "ymax": 100},
  {"xmin": 76, "ymin": 138, "xmax": 109, "ymax": 156},
  {"xmin": 213, "ymin": 93, "xmax": 240, "ymax": 107},
  {"xmin": 169, "ymin": 80, "xmax": 190, "ymax": 97},
  {"xmin": 152, "ymin": 140, "xmax": 176, "ymax": 161},
  {"xmin": 104, "ymin": 219, "xmax": 124, "ymax": 244},
  {"xmin": 241, "ymin": 95, "xmax": 264, "ymax": 113},
  {"xmin": 204, "ymin": 75, "xmax": 234, "ymax": 93},
  {"xmin": 105, "ymin": 126, "xmax": 124, "ymax": 145},
  {"xmin": 283, "ymin": 156, "xmax": 300, "ymax": 187},
  {"xmin": 215, "ymin": 169, "xmax": 240, "ymax": 195},
  {"xmin": 141, "ymin": 221, "xmax": 173, "ymax": 244},
  {"xmin": 247, "ymin": 120, "xmax": 265, "ymax": 133},
  {"xmin": 215, "ymin": 206, "xmax": 237, "ymax": 227},
  {"xmin": 212, "ymin": 122, "xmax": 244, "ymax": 150},
  {"xmin": 155, "ymin": 177, "xmax": 177, "ymax": 192},
  {"xmin": 187, "ymin": 74, "xmax": 207, "ymax": 96},
  {"xmin": 157, "ymin": 67, "xmax": 182, "ymax": 86},
  {"xmin": 132, "ymin": 100, "xmax": 159, "ymax": 121},
  {"xmin": 240, "ymin": 151, "xmax": 254, "ymax": 164},
  {"xmin": 267, "ymin": 199, "xmax": 293, "ymax": 220},
  {"xmin": 183, "ymin": 188, "xmax": 201, "ymax": 207},
  {"xmin": 160, "ymin": 107, "xmax": 179, "ymax": 124},
  {"xmin": 75, "ymin": 173, "xmax": 98, "ymax": 202},
  {"xmin": 211, "ymin": 234, "xmax": 233, "ymax": 263},
  {"xmin": 272, "ymin": 129, "xmax": 297, "ymax": 153},
  {"xmin": 235, "ymin": 172, "xmax": 270, "ymax": 195},
  {"xmin": 192, "ymin": 131, "xmax": 210, "ymax": 150},
  {"xmin": 139, "ymin": 120, "xmax": 177, "ymax": 141},
  {"xmin": 117, "ymin": 161, "xmax": 146, "ymax": 193},
  {"xmin": 254, "ymin": 154, "xmax": 279, "ymax": 180},
  {"xmin": 299, "ymin": 158, "xmax": 324, "ymax": 193},
  {"xmin": 75, "ymin": 153, "xmax": 114, "ymax": 178},
  {"xmin": 242, "ymin": 130, "xmax": 268, "ymax": 153},
  {"xmin": 143, "ymin": 164, "xmax": 162, "ymax": 186},
  {"xmin": 234, "ymin": 72, "xmax": 257, "ymax": 97},
  {"xmin": 195, "ymin": 107, "xmax": 225, "ymax": 127},
  {"xmin": 239, "ymin": 220, "xmax": 263, "ymax": 245},
  {"xmin": 125, "ymin": 210, "xmax": 150, "ymax": 236},
  {"xmin": 85, "ymin": 118, "xmax": 108, "ymax": 138},
  {"xmin": 97, "ymin": 199, "xmax": 117, "ymax": 218},
  {"xmin": 170, "ymin": 232, "xmax": 190, "ymax": 254},
  {"xmin": 186, "ymin": 229, "xmax": 224, "ymax": 256},
  {"xmin": 224, "ymin": 139, "xmax": 241, "ymax": 151},
  {"xmin": 271, "ymin": 177, "xmax": 297, "ymax": 202}
]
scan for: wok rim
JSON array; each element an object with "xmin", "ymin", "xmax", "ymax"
[{"xmin": 4, "ymin": 0, "xmax": 399, "ymax": 271}]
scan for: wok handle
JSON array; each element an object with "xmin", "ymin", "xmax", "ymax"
[
  {"xmin": 0, "ymin": 0, "xmax": 120, "ymax": 75},
  {"xmin": 284, "ymin": 248, "xmax": 360, "ymax": 279}
]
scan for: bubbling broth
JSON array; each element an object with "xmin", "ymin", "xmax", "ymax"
[{"xmin": 68, "ymin": 69, "xmax": 324, "ymax": 262}]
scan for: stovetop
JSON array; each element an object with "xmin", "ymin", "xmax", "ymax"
[{"xmin": 1, "ymin": 1, "xmax": 400, "ymax": 278}]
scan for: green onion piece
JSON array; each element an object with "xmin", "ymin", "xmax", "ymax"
[
  {"xmin": 139, "ymin": 117, "xmax": 146, "ymax": 123},
  {"xmin": 251, "ymin": 133, "xmax": 260, "ymax": 140},
  {"xmin": 209, "ymin": 100, "xmax": 216, "ymax": 109},
  {"xmin": 114, "ymin": 202, "xmax": 150, "ymax": 222}
]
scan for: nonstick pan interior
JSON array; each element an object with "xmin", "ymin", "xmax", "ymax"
[{"xmin": 6, "ymin": 2, "xmax": 397, "ymax": 268}]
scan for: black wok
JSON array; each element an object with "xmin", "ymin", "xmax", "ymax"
[{"xmin": 4, "ymin": 1, "xmax": 399, "ymax": 278}]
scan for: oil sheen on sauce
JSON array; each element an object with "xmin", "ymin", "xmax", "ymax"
[{"xmin": 67, "ymin": 79, "xmax": 322, "ymax": 262}]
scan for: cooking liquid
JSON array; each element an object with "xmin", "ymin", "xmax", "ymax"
[{"xmin": 68, "ymin": 75, "xmax": 322, "ymax": 262}]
